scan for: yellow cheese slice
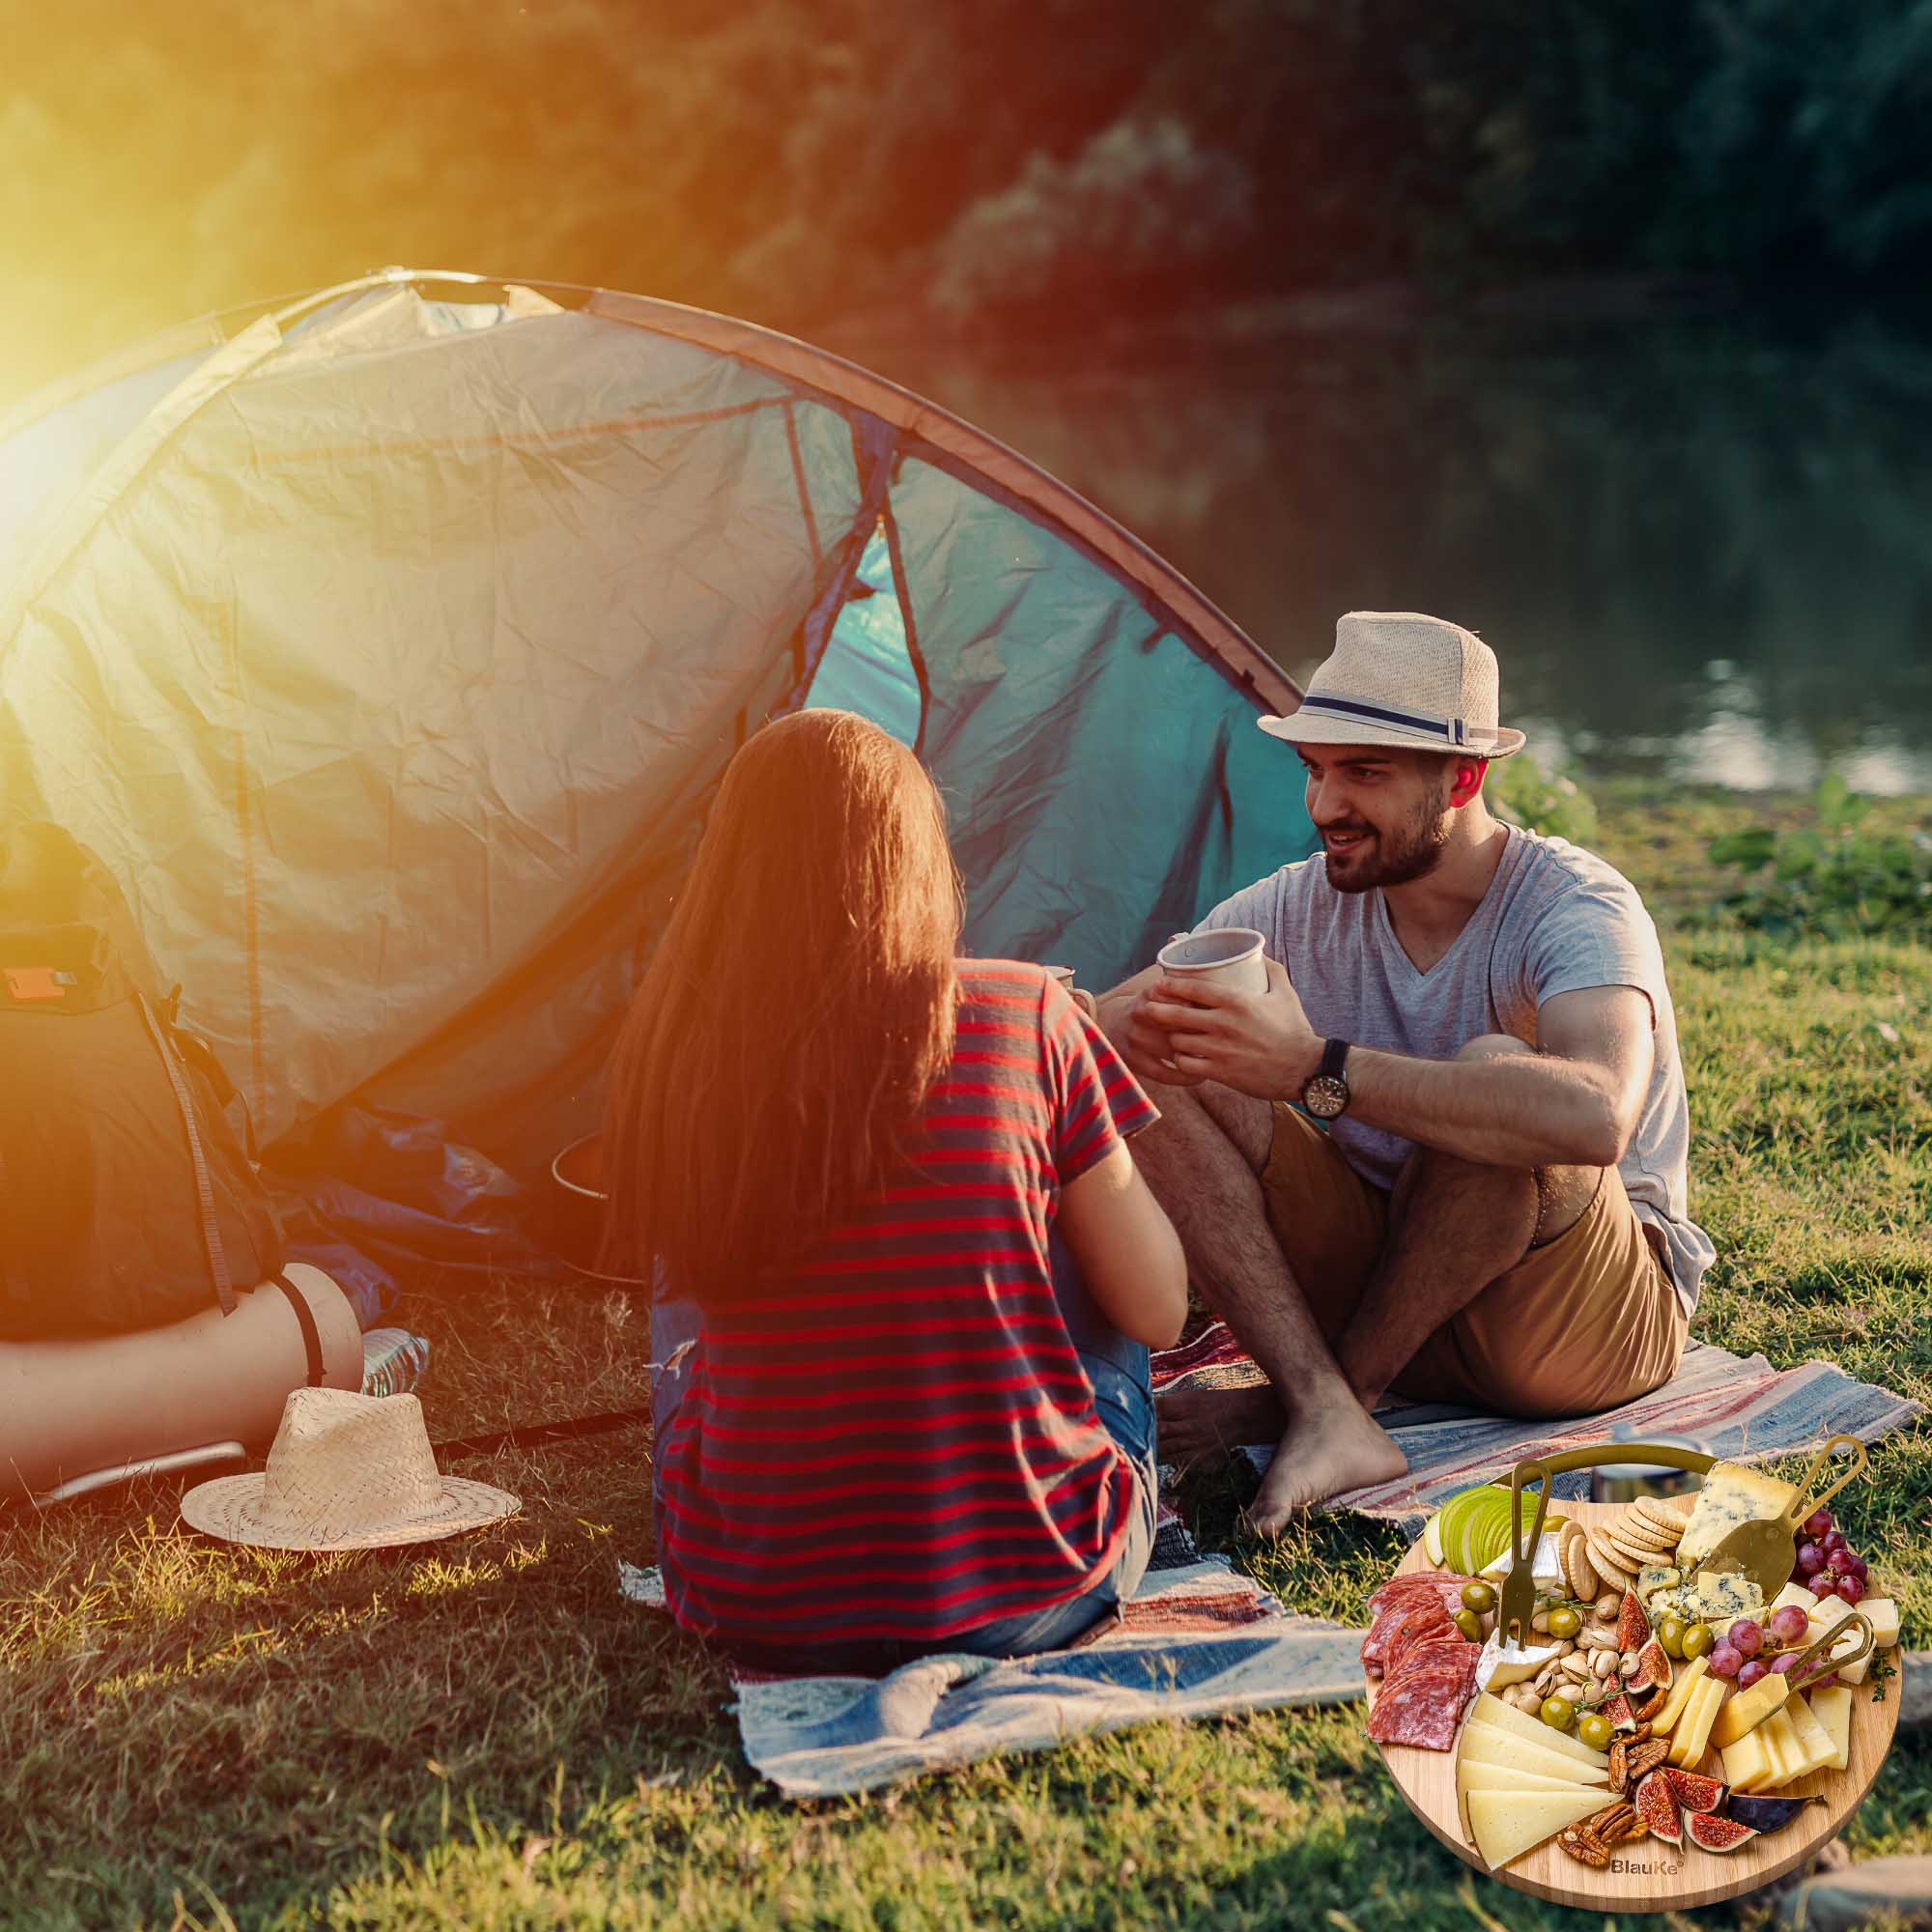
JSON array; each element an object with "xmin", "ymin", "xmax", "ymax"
[
  {"xmin": 1755, "ymin": 1708, "xmax": 1804, "ymax": 1788},
  {"xmin": 1807, "ymin": 1686, "xmax": 1853, "ymax": 1773},
  {"xmin": 1778, "ymin": 1693, "xmax": 1837, "ymax": 1784},
  {"xmin": 1456, "ymin": 1757, "xmax": 1603, "ymax": 1798},
  {"xmin": 1668, "ymin": 1677, "xmax": 1724, "ymax": 1768},
  {"xmin": 1649, "ymin": 1655, "xmax": 1709, "ymax": 1736},
  {"xmin": 1720, "ymin": 1726, "xmax": 1778, "ymax": 1794},
  {"xmin": 1458, "ymin": 1724, "xmax": 1611, "ymax": 1785},
  {"xmin": 1468, "ymin": 1692, "xmax": 1610, "ymax": 1767},
  {"xmin": 1675, "ymin": 1462, "xmax": 1797, "ymax": 1568},
  {"xmin": 1771, "ymin": 1580, "xmax": 1818, "ymax": 1619},
  {"xmin": 1711, "ymin": 1670, "xmax": 1789, "ymax": 1747},
  {"xmin": 1466, "ymin": 1787, "xmax": 1607, "ymax": 1870}
]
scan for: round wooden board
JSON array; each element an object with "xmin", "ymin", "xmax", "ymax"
[{"xmin": 1367, "ymin": 1495, "xmax": 1906, "ymax": 1910}]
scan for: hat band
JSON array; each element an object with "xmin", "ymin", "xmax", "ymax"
[{"xmin": 1296, "ymin": 692, "xmax": 1501, "ymax": 749}]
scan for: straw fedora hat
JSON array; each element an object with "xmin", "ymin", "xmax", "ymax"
[
  {"xmin": 1260, "ymin": 611, "xmax": 1525, "ymax": 759},
  {"xmin": 181, "ymin": 1387, "xmax": 519, "ymax": 1550}
]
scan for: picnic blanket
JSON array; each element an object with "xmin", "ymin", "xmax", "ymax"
[
  {"xmin": 617, "ymin": 1552, "xmax": 1364, "ymax": 1799},
  {"xmin": 1151, "ymin": 1323, "xmax": 1925, "ymax": 1524}
]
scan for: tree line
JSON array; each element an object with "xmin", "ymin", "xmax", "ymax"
[{"xmin": 4, "ymin": 0, "xmax": 1929, "ymax": 401}]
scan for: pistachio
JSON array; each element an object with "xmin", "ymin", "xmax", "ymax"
[
  {"xmin": 1530, "ymin": 1610, "xmax": 1550, "ymax": 1634},
  {"xmin": 1595, "ymin": 1591, "xmax": 1621, "ymax": 1620},
  {"xmin": 1618, "ymin": 1652, "xmax": 1640, "ymax": 1678}
]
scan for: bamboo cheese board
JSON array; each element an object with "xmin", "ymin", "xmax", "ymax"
[{"xmin": 1365, "ymin": 1489, "xmax": 1906, "ymax": 1910}]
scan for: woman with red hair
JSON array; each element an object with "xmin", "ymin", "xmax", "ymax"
[{"xmin": 603, "ymin": 709, "xmax": 1185, "ymax": 1673}]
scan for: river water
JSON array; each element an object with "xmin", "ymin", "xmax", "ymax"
[{"xmin": 835, "ymin": 305, "xmax": 1932, "ymax": 794}]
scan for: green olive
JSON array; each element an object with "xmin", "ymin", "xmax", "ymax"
[
  {"xmin": 1539, "ymin": 1695, "xmax": 1577, "ymax": 1733},
  {"xmin": 1657, "ymin": 1615, "xmax": 1687, "ymax": 1660},
  {"xmin": 1460, "ymin": 1581, "xmax": 1496, "ymax": 1616},
  {"xmin": 1576, "ymin": 1712, "xmax": 1615, "ymax": 1752},
  {"xmin": 1680, "ymin": 1621, "xmax": 1715, "ymax": 1662},
  {"xmin": 1453, "ymin": 1607, "xmax": 1483, "ymax": 1641},
  {"xmin": 1546, "ymin": 1605, "xmax": 1581, "ymax": 1640}
]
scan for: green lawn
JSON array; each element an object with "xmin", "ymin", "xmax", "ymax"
[{"xmin": 1, "ymin": 784, "xmax": 1926, "ymax": 1931}]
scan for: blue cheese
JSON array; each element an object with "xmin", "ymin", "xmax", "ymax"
[
  {"xmin": 1675, "ymin": 1463, "xmax": 1798, "ymax": 1569},
  {"xmin": 1695, "ymin": 1572, "xmax": 1765, "ymax": 1620},
  {"xmin": 1636, "ymin": 1563, "xmax": 1682, "ymax": 1603}
]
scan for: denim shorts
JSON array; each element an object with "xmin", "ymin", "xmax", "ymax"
[{"xmin": 648, "ymin": 1233, "xmax": 1158, "ymax": 1674}]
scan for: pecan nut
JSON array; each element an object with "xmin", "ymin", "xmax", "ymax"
[
  {"xmin": 1607, "ymin": 1738, "xmax": 1629, "ymax": 1793},
  {"xmin": 1633, "ymin": 1684, "xmax": 1668, "ymax": 1722},
  {"xmin": 1627, "ymin": 1739, "xmax": 1671, "ymax": 1783},
  {"xmin": 1559, "ymin": 1825, "xmax": 1610, "ymax": 1869},
  {"xmin": 1584, "ymin": 1801, "xmax": 1638, "ymax": 1840}
]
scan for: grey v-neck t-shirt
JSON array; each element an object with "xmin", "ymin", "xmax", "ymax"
[{"xmin": 1195, "ymin": 826, "xmax": 1713, "ymax": 1314}]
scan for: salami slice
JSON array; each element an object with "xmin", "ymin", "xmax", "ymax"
[
  {"xmin": 1363, "ymin": 1593, "xmax": 1452, "ymax": 1668},
  {"xmin": 1367, "ymin": 1574, "xmax": 1478, "ymax": 1617},
  {"xmin": 1365, "ymin": 1670, "xmax": 1466, "ymax": 1749},
  {"xmin": 1381, "ymin": 1604, "xmax": 1453, "ymax": 1680},
  {"xmin": 1383, "ymin": 1634, "xmax": 1472, "ymax": 1691}
]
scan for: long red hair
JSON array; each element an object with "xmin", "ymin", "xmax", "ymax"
[{"xmin": 600, "ymin": 710, "xmax": 962, "ymax": 1307}]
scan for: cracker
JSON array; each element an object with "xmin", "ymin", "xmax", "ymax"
[
  {"xmin": 1608, "ymin": 1512, "xmax": 1677, "ymax": 1553},
  {"xmin": 1585, "ymin": 1533, "xmax": 1634, "ymax": 1589},
  {"xmin": 1604, "ymin": 1524, "xmax": 1667, "ymax": 1570},
  {"xmin": 1562, "ymin": 1526, "xmax": 1599, "ymax": 1601},
  {"xmin": 1633, "ymin": 1497, "xmax": 1689, "ymax": 1543}
]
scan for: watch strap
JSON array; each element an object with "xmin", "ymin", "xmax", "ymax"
[{"xmin": 1319, "ymin": 1037, "xmax": 1350, "ymax": 1082}]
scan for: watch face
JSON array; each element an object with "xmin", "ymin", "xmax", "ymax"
[{"xmin": 1303, "ymin": 1073, "xmax": 1349, "ymax": 1121}]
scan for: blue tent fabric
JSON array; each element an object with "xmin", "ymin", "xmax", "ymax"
[{"xmin": 0, "ymin": 273, "xmax": 1315, "ymax": 1316}]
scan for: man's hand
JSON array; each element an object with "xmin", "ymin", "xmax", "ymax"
[{"xmin": 1134, "ymin": 958, "xmax": 1323, "ymax": 1098}]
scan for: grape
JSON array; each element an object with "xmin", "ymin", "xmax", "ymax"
[
  {"xmin": 1827, "ymin": 1546, "xmax": 1856, "ymax": 1577},
  {"xmin": 1809, "ymin": 1572, "xmax": 1842, "ymax": 1600},
  {"xmin": 1847, "ymin": 1552, "xmax": 1868, "ymax": 1580},
  {"xmin": 1770, "ymin": 1605, "xmax": 1810, "ymax": 1642},
  {"xmin": 1823, "ymin": 1529, "xmax": 1848, "ymax": 1553},
  {"xmin": 1796, "ymin": 1541, "xmax": 1825, "ymax": 1576},
  {"xmin": 1804, "ymin": 1508, "xmax": 1833, "ymax": 1538},
  {"xmin": 1767, "ymin": 1652, "xmax": 1794, "ymax": 1674},
  {"xmin": 1809, "ymin": 1670, "xmax": 1839, "ymax": 1690},
  {"xmin": 1709, "ymin": 1643, "xmax": 1743, "ymax": 1680},
  {"xmin": 1729, "ymin": 1618, "xmax": 1763, "ymax": 1658},
  {"xmin": 1737, "ymin": 1659, "xmax": 1769, "ymax": 1690},
  {"xmin": 1834, "ymin": 1575, "xmax": 1866, "ymax": 1605}
]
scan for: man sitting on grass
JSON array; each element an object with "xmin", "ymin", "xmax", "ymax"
[{"xmin": 1099, "ymin": 611, "xmax": 1714, "ymax": 1532}]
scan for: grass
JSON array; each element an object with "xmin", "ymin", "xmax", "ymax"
[{"xmin": 1, "ymin": 781, "xmax": 1927, "ymax": 1931}]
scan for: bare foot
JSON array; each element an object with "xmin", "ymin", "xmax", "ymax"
[
  {"xmin": 1241, "ymin": 1402, "xmax": 1407, "ymax": 1536},
  {"xmin": 1154, "ymin": 1380, "xmax": 1284, "ymax": 1461}
]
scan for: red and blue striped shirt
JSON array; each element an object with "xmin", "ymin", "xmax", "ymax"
[{"xmin": 654, "ymin": 960, "xmax": 1159, "ymax": 1649}]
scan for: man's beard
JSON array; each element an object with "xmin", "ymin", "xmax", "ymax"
[{"xmin": 1320, "ymin": 788, "xmax": 1451, "ymax": 893}]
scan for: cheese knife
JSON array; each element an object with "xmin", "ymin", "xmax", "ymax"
[{"xmin": 1688, "ymin": 1431, "xmax": 1868, "ymax": 1599}]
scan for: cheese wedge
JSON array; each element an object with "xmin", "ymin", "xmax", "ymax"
[
  {"xmin": 1779, "ymin": 1692, "xmax": 1838, "ymax": 1783},
  {"xmin": 1459, "ymin": 1724, "xmax": 1611, "ymax": 1785},
  {"xmin": 1808, "ymin": 1686, "xmax": 1853, "ymax": 1772},
  {"xmin": 1858, "ymin": 1597, "xmax": 1900, "ymax": 1649},
  {"xmin": 1696, "ymin": 1572, "xmax": 1765, "ymax": 1622},
  {"xmin": 1466, "ymin": 1787, "xmax": 1607, "ymax": 1870},
  {"xmin": 1650, "ymin": 1655, "xmax": 1709, "ymax": 1735},
  {"xmin": 1676, "ymin": 1462, "xmax": 1797, "ymax": 1568},
  {"xmin": 1474, "ymin": 1632, "xmax": 1565, "ymax": 1693},
  {"xmin": 1712, "ymin": 1670, "xmax": 1789, "ymax": 1747},
  {"xmin": 1455, "ymin": 1757, "xmax": 1603, "ymax": 1798},
  {"xmin": 1469, "ymin": 1693, "xmax": 1611, "ymax": 1767},
  {"xmin": 1720, "ymin": 1726, "xmax": 1779, "ymax": 1794},
  {"xmin": 1668, "ymin": 1676, "xmax": 1724, "ymax": 1768},
  {"xmin": 1807, "ymin": 1596, "xmax": 1872, "ymax": 1683}
]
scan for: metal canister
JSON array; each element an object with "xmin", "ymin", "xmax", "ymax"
[{"xmin": 1588, "ymin": 1431, "xmax": 1712, "ymax": 1505}]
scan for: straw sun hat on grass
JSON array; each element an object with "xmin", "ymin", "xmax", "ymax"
[{"xmin": 181, "ymin": 1386, "xmax": 519, "ymax": 1551}]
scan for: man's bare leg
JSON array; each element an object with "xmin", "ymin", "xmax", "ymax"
[
  {"xmin": 1128, "ymin": 1075, "xmax": 1407, "ymax": 1520},
  {"xmin": 1336, "ymin": 1037, "xmax": 1604, "ymax": 1410}
]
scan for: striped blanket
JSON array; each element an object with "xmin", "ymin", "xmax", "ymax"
[
  {"xmin": 617, "ymin": 1554, "xmax": 1364, "ymax": 1799},
  {"xmin": 1151, "ymin": 1323, "xmax": 1924, "ymax": 1524}
]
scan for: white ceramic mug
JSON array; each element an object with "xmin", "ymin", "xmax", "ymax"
[{"xmin": 1155, "ymin": 926, "xmax": 1269, "ymax": 997}]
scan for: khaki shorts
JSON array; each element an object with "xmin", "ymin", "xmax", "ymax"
[{"xmin": 1262, "ymin": 1103, "xmax": 1688, "ymax": 1418}]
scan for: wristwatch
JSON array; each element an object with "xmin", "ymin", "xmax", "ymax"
[{"xmin": 1301, "ymin": 1037, "xmax": 1351, "ymax": 1121}]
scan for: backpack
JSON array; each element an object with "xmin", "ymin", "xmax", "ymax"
[{"xmin": 0, "ymin": 823, "xmax": 284, "ymax": 1337}]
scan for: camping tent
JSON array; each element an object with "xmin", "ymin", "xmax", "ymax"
[{"xmin": 0, "ymin": 269, "xmax": 1315, "ymax": 1312}]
